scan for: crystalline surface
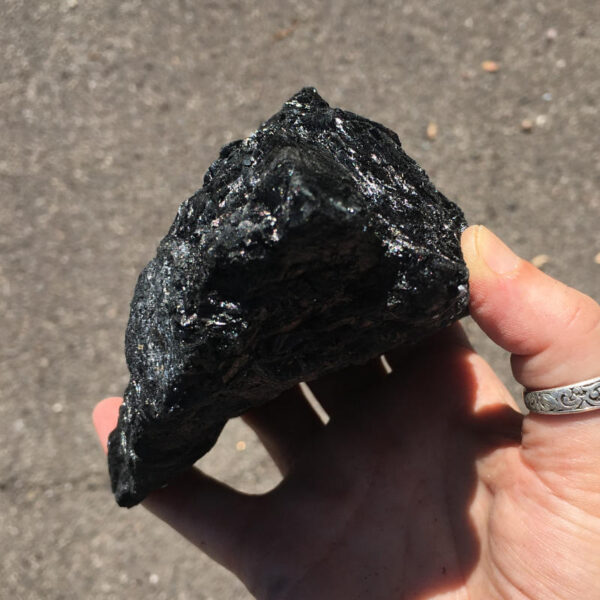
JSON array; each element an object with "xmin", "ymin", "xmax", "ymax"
[{"xmin": 108, "ymin": 88, "xmax": 469, "ymax": 507}]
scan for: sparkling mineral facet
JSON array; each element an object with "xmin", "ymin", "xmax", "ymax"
[{"xmin": 108, "ymin": 88, "xmax": 469, "ymax": 507}]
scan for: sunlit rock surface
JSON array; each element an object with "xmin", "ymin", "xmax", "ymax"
[{"xmin": 108, "ymin": 88, "xmax": 469, "ymax": 506}]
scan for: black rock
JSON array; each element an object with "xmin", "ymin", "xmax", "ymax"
[{"xmin": 108, "ymin": 88, "xmax": 469, "ymax": 507}]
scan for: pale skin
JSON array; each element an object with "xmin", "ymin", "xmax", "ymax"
[{"xmin": 94, "ymin": 225, "xmax": 600, "ymax": 599}]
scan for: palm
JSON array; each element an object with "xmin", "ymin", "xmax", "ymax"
[{"xmin": 237, "ymin": 341, "xmax": 599, "ymax": 600}]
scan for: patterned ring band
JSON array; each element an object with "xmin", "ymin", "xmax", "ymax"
[{"xmin": 524, "ymin": 376, "xmax": 600, "ymax": 415}]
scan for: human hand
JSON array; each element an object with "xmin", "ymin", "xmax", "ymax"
[{"xmin": 94, "ymin": 225, "xmax": 600, "ymax": 599}]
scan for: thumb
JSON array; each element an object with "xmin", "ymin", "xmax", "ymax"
[{"xmin": 462, "ymin": 226, "xmax": 600, "ymax": 501}]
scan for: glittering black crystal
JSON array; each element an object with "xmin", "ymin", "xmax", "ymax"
[{"xmin": 108, "ymin": 88, "xmax": 469, "ymax": 507}]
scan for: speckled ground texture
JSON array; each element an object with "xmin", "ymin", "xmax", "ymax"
[
  {"xmin": 1, "ymin": 1, "xmax": 598, "ymax": 599},
  {"xmin": 109, "ymin": 87, "xmax": 469, "ymax": 507}
]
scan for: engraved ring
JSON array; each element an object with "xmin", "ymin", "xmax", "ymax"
[{"xmin": 524, "ymin": 376, "xmax": 600, "ymax": 415}]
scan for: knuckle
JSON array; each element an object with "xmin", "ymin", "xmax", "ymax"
[{"xmin": 561, "ymin": 290, "xmax": 600, "ymax": 339}]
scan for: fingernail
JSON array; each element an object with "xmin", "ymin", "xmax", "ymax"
[{"xmin": 477, "ymin": 226, "xmax": 520, "ymax": 274}]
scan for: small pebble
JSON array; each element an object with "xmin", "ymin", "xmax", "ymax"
[
  {"xmin": 594, "ymin": 252, "xmax": 600, "ymax": 265},
  {"xmin": 52, "ymin": 403, "xmax": 64, "ymax": 414},
  {"xmin": 542, "ymin": 92, "xmax": 552, "ymax": 102},
  {"xmin": 274, "ymin": 27, "xmax": 293, "ymax": 41},
  {"xmin": 531, "ymin": 254, "xmax": 550, "ymax": 268},
  {"xmin": 426, "ymin": 122, "xmax": 438, "ymax": 141},
  {"xmin": 546, "ymin": 27, "xmax": 558, "ymax": 41},
  {"xmin": 535, "ymin": 114, "xmax": 547, "ymax": 126},
  {"xmin": 556, "ymin": 58, "xmax": 566, "ymax": 69},
  {"xmin": 482, "ymin": 60, "xmax": 500, "ymax": 73},
  {"xmin": 273, "ymin": 21, "xmax": 298, "ymax": 41},
  {"xmin": 149, "ymin": 574, "xmax": 160, "ymax": 585},
  {"xmin": 521, "ymin": 119, "xmax": 533, "ymax": 133},
  {"xmin": 236, "ymin": 440, "xmax": 247, "ymax": 451}
]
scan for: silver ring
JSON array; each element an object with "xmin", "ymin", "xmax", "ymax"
[{"xmin": 524, "ymin": 376, "xmax": 600, "ymax": 414}]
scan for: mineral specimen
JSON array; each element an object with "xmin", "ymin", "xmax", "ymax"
[{"xmin": 108, "ymin": 87, "xmax": 469, "ymax": 507}]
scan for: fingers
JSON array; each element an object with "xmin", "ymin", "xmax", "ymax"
[
  {"xmin": 462, "ymin": 225, "xmax": 600, "ymax": 390},
  {"xmin": 242, "ymin": 385, "xmax": 324, "ymax": 474},
  {"xmin": 462, "ymin": 225, "xmax": 600, "ymax": 502},
  {"xmin": 92, "ymin": 397, "xmax": 123, "ymax": 454},
  {"xmin": 92, "ymin": 398, "xmax": 255, "ymax": 575}
]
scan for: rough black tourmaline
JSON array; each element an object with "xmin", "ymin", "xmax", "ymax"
[{"xmin": 108, "ymin": 88, "xmax": 469, "ymax": 507}]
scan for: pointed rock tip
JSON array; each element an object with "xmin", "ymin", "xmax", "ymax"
[{"xmin": 284, "ymin": 87, "xmax": 330, "ymax": 112}]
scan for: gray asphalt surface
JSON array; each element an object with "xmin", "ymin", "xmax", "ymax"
[{"xmin": 1, "ymin": 1, "xmax": 599, "ymax": 598}]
